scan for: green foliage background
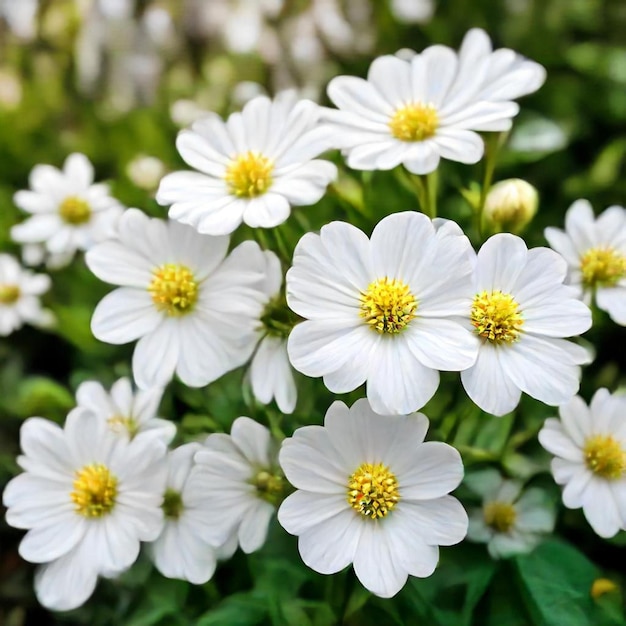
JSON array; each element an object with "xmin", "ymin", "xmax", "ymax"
[{"xmin": 1, "ymin": 0, "xmax": 625, "ymax": 624}]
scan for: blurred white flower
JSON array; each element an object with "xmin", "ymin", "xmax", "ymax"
[
  {"xmin": 545, "ymin": 200, "xmax": 626, "ymax": 325},
  {"xmin": 461, "ymin": 233, "xmax": 592, "ymax": 416},
  {"xmin": 0, "ymin": 254, "xmax": 53, "ymax": 336},
  {"xmin": 278, "ymin": 398, "xmax": 468, "ymax": 598},
  {"xmin": 390, "ymin": 0, "xmax": 435, "ymax": 24},
  {"xmin": 126, "ymin": 155, "xmax": 167, "ymax": 191},
  {"xmin": 157, "ymin": 91, "xmax": 337, "ymax": 235},
  {"xmin": 0, "ymin": 0, "xmax": 38, "ymax": 39},
  {"xmin": 465, "ymin": 469, "xmax": 556, "ymax": 559},
  {"xmin": 539, "ymin": 389, "xmax": 626, "ymax": 538},
  {"xmin": 287, "ymin": 212, "xmax": 478, "ymax": 415},
  {"xmin": 2, "ymin": 411, "xmax": 167, "ymax": 611},
  {"xmin": 87, "ymin": 209, "xmax": 268, "ymax": 389},
  {"xmin": 11, "ymin": 153, "xmax": 123, "ymax": 260}
]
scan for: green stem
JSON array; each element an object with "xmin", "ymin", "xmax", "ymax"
[{"xmin": 475, "ymin": 132, "xmax": 505, "ymax": 239}]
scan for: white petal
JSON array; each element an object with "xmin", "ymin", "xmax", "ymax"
[
  {"xmin": 238, "ymin": 499, "xmax": 274, "ymax": 553},
  {"xmin": 278, "ymin": 491, "xmax": 347, "ymax": 535},
  {"xmin": 132, "ymin": 320, "xmax": 180, "ymax": 389},
  {"xmin": 581, "ymin": 479, "xmax": 623, "ymax": 538},
  {"xmin": 475, "ymin": 234, "xmax": 527, "ymax": 293},
  {"xmin": 538, "ymin": 418, "xmax": 583, "ymax": 462}
]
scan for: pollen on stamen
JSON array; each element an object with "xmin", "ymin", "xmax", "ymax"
[
  {"xmin": 71, "ymin": 463, "xmax": 118, "ymax": 518},
  {"xmin": 584, "ymin": 434, "xmax": 626, "ymax": 480},
  {"xmin": 580, "ymin": 247, "xmax": 626, "ymax": 289},
  {"xmin": 484, "ymin": 501, "xmax": 517, "ymax": 533},
  {"xmin": 225, "ymin": 151, "xmax": 274, "ymax": 198},
  {"xmin": 360, "ymin": 277, "xmax": 417, "ymax": 334},
  {"xmin": 388, "ymin": 103, "xmax": 439, "ymax": 142},
  {"xmin": 59, "ymin": 196, "xmax": 92, "ymax": 225},
  {"xmin": 0, "ymin": 284, "xmax": 20, "ymax": 304},
  {"xmin": 148, "ymin": 263, "xmax": 198, "ymax": 316},
  {"xmin": 347, "ymin": 462, "xmax": 400, "ymax": 520},
  {"xmin": 471, "ymin": 290, "xmax": 524, "ymax": 344}
]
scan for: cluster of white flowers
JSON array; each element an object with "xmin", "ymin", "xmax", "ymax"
[{"xmin": 3, "ymin": 27, "xmax": 626, "ymax": 614}]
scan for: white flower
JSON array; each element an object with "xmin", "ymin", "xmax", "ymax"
[
  {"xmin": 544, "ymin": 200, "xmax": 626, "ymax": 325},
  {"xmin": 72, "ymin": 377, "xmax": 175, "ymax": 444},
  {"xmin": 188, "ymin": 417, "xmax": 283, "ymax": 554},
  {"xmin": 465, "ymin": 469, "xmax": 556, "ymax": 559},
  {"xmin": 2, "ymin": 411, "xmax": 167, "ymax": 611},
  {"xmin": 286, "ymin": 212, "xmax": 478, "ymax": 415},
  {"xmin": 250, "ymin": 250, "xmax": 297, "ymax": 414},
  {"xmin": 460, "ymin": 233, "xmax": 592, "ymax": 416},
  {"xmin": 538, "ymin": 389, "xmax": 626, "ymax": 538},
  {"xmin": 277, "ymin": 398, "xmax": 468, "ymax": 598},
  {"xmin": 323, "ymin": 28, "xmax": 545, "ymax": 174},
  {"xmin": 390, "ymin": 0, "xmax": 435, "ymax": 24},
  {"xmin": 11, "ymin": 153, "xmax": 123, "ymax": 259},
  {"xmin": 0, "ymin": 254, "xmax": 53, "ymax": 336},
  {"xmin": 86, "ymin": 208, "xmax": 268, "ymax": 389},
  {"xmin": 149, "ymin": 443, "xmax": 220, "ymax": 584},
  {"xmin": 156, "ymin": 91, "xmax": 337, "ymax": 235}
]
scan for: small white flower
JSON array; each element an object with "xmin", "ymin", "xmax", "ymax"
[
  {"xmin": 324, "ymin": 28, "xmax": 545, "ymax": 174},
  {"xmin": 86, "ymin": 208, "xmax": 268, "ymax": 389},
  {"xmin": 461, "ymin": 233, "xmax": 592, "ymax": 416},
  {"xmin": 390, "ymin": 0, "xmax": 435, "ymax": 24},
  {"xmin": 11, "ymin": 153, "xmax": 123, "ymax": 260},
  {"xmin": 189, "ymin": 417, "xmax": 283, "ymax": 554},
  {"xmin": 465, "ymin": 469, "xmax": 556, "ymax": 559},
  {"xmin": 286, "ymin": 212, "xmax": 478, "ymax": 415},
  {"xmin": 72, "ymin": 377, "xmax": 175, "ymax": 444},
  {"xmin": 2, "ymin": 411, "xmax": 167, "ymax": 611},
  {"xmin": 156, "ymin": 91, "xmax": 337, "ymax": 235},
  {"xmin": 250, "ymin": 250, "xmax": 297, "ymax": 414},
  {"xmin": 278, "ymin": 398, "xmax": 468, "ymax": 598},
  {"xmin": 149, "ymin": 443, "xmax": 220, "ymax": 584},
  {"xmin": 0, "ymin": 254, "xmax": 53, "ymax": 336},
  {"xmin": 538, "ymin": 389, "xmax": 626, "ymax": 538},
  {"xmin": 544, "ymin": 200, "xmax": 626, "ymax": 325}
]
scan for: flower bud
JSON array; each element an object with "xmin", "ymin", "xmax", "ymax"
[{"xmin": 484, "ymin": 178, "xmax": 539, "ymax": 234}]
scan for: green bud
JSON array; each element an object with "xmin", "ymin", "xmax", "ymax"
[{"xmin": 484, "ymin": 179, "xmax": 539, "ymax": 234}]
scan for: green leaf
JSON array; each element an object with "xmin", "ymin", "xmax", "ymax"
[{"xmin": 196, "ymin": 592, "xmax": 268, "ymax": 626}]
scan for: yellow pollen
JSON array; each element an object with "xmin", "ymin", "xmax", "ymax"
[
  {"xmin": 580, "ymin": 247, "xmax": 626, "ymax": 288},
  {"xmin": 253, "ymin": 470, "xmax": 284, "ymax": 505},
  {"xmin": 471, "ymin": 290, "xmax": 524, "ymax": 344},
  {"xmin": 148, "ymin": 263, "xmax": 198, "ymax": 316},
  {"xmin": 484, "ymin": 501, "xmax": 517, "ymax": 533},
  {"xmin": 225, "ymin": 151, "xmax": 274, "ymax": 198},
  {"xmin": 107, "ymin": 415, "xmax": 139, "ymax": 438},
  {"xmin": 0, "ymin": 284, "xmax": 20, "ymax": 304},
  {"xmin": 347, "ymin": 462, "xmax": 399, "ymax": 520},
  {"xmin": 360, "ymin": 278, "xmax": 417, "ymax": 334},
  {"xmin": 71, "ymin": 463, "xmax": 118, "ymax": 518},
  {"xmin": 59, "ymin": 196, "xmax": 92, "ymax": 225},
  {"xmin": 389, "ymin": 103, "xmax": 439, "ymax": 142},
  {"xmin": 584, "ymin": 435, "xmax": 626, "ymax": 480}
]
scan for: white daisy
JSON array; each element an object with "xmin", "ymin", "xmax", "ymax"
[
  {"xmin": 323, "ymin": 28, "xmax": 545, "ymax": 174},
  {"xmin": 11, "ymin": 153, "xmax": 123, "ymax": 260},
  {"xmin": 72, "ymin": 377, "xmax": 175, "ymax": 444},
  {"xmin": 0, "ymin": 253, "xmax": 53, "ymax": 336},
  {"xmin": 149, "ymin": 443, "xmax": 220, "ymax": 584},
  {"xmin": 86, "ymin": 208, "xmax": 268, "ymax": 390},
  {"xmin": 188, "ymin": 417, "xmax": 283, "ymax": 554},
  {"xmin": 2, "ymin": 410, "xmax": 167, "ymax": 611},
  {"xmin": 465, "ymin": 469, "xmax": 556, "ymax": 559},
  {"xmin": 156, "ymin": 90, "xmax": 337, "ymax": 235},
  {"xmin": 286, "ymin": 212, "xmax": 478, "ymax": 415},
  {"xmin": 460, "ymin": 233, "xmax": 592, "ymax": 416},
  {"xmin": 277, "ymin": 398, "xmax": 468, "ymax": 598},
  {"xmin": 250, "ymin": 250, "xmax": 297, "ymax": 414},
  {"xmin": 544, "ymin": 200, "xmax": 626, "ymax": 325},
  {"xmin": 538, "ymin": 389, "xmax": 626, "ymax": 538}
]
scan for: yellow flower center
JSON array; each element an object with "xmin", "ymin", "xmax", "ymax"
[
  {"xmin": 224, "ymin": 151, "xmax": 274, "ymax": 198},
  {"xmin": 580, "ymin": 247, "xmax": 626, "ymax": 288},
  {"xmin": 162, "ymin": 488, "xmax": 184, "ymax": 520},
  {"xmin": 584, "ymin": 435, "xmax": 626, "ymax": 480},
  {"xmin": 360, "ymin": 278, "xmax": 417, "ymax": 334},
  {"xmin": 0, "ymin": 284, "xmax": 20, "ymax": 304},
  {"xmin": 253, "ymin": 469, "xmax": 284, "ymax": 505},
  {"xmin": 71, "ymin": 463, "xmax": 118, "ymax": 518},
  {"xmin": 107, "ymin": 415, "xmax": 139, "ymax": 438},
  {"xmin": 388, "ymin": 103, "xmax": 439, "ymax": 142},
  {"xmin": 347, "ymin": 462, "xmax": 400, "ymax": 521},
  {"xmin": 471, "ymin": 290, "xmax": 524, "ymax": 344},
  {"xmin": 148, "ymin": 263, "xmax": 198, "ymax": 316},
  {"xmin": 484, "ymin": 501, "xmax": 517, "ymax": 533},
  {"xmin": 59, "ymin": 196, "xmax": 92, "ymax": 225}
]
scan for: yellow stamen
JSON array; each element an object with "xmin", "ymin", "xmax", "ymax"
[
  {"xmin": 347, "ymin": 462, "xmax": 399, "ymax": 520},
  {"xmin": 59, "ymin": 196, "xmax": 92, "ymax": 225},
  {"xmin": 107, "ymin": 415, "xmax": 139, "ymax": 438},
  {"xmin": 471, "ymin": 290, "xmax": 524, "ymax": 344},
  {"xmin": 484, "ymin": 501, "xmax": 517, "ymax": 533},
  {"xmin": 71, "ymin": 463, "xmax": 118, "ymax": 518},
  {"xmin": 591, "ymin": 578, "xmax": 619, "ymax": 599},
  {"xmin": 225, "ymin": 151, "xmax": 274, "ymax": 198},
  {"xmin": 580, "ymin": 247, "xmax": 626, "ymax": 288},
  {"xmin": 584, "ymin": 435, "xmax": 626, "ymax": 480},
  {"xmin": 389, "ymin": 103, "xmax": 439, "ymax": 142},
  {"xmin": 360, "ymin": 277, "xmax": 417, "ymax": 334},
  {"xmin": 0, "ymin": 284, "xmax": 20, "ymax": 304},
  {"xmin": 148, "ymin": 263, "xmax": 198, "ymax": 316}
]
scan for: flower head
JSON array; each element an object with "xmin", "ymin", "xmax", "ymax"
[{"xmin": 277, "ymin": 398, "xmax": 468, "ymax": 598}]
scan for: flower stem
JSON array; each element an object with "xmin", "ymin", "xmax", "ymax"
[{"xmin": 475, "ymin": 132, "xmax": 505, "ymax": 239}]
